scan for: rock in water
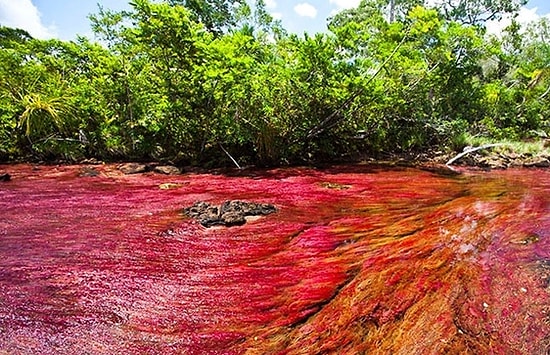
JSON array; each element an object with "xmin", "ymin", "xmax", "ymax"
[
  {"xmin": 185, "ymin": 201, "xmax": 221, "ymax": 227},
  {"xmin": 184, "ymin": 200, "xmax": 277, "ymax": 227},
  {"xmin": 0, "ymin": 173, "xmax": 10, "ymax": 182},
  {"xmin": 119, "ymin": 163, "xmax": 149, "ymax": 174},
  {"xmin": 79, "ymin": 167, "xmax": 100, "ymax": 177},
  {"xmin": 154, "ymin": 165, "xmax": 181, "ymax": 175}
]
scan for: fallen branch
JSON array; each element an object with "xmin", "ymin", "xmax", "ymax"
[
  {"xmin": 539, "ymin": 84, "xmax": 550, "ymax": 100},
  {"xmin": 219, "ymin": 143, "xmax": 242, "ymax": 170},
  {"xmin": 446, "ymin": 143, "xmax": 505, "ymax": 166}
]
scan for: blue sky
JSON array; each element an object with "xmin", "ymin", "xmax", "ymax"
[{"xmin": 0, "ymin": 0, "xmax": 549, "ymax": 41}]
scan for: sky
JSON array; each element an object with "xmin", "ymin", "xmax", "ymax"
[{"xmin": 0, "ymin": 0, "xmax": 549, "ymax": 41}]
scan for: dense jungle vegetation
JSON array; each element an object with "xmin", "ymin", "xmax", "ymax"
[{"xmin": 0, "ymin": 0, "xmax": 548, "ymax": 166}]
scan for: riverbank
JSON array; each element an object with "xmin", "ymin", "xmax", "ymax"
[
  {"xmin": 1, "ymin": 139, "xmax": 549, "ymax": 174},
  {"xmin": 360, "ymin": 139, "xmax": 550, "ymax": 170}
]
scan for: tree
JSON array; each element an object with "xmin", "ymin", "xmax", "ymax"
[
  {"xmin": 328, "ymin": 3, "xmax": 493, "ymax": 152},
  {"xmin": 167, "ymin": 0, "xmax": 246, "ymax": 34},
  {"xmin": 427, "ymin": 0, "xmax": 528, "ymax": 26},
  {"xmin": 479, "ymin": 17, "xmax": 550, "ymax": 138},
  {"xmin": 0, "ymin": 27, "xmax": 32, "ymax": 47},
  {"xmin": 0, "ymin": 0, "xmax": 547, "ymax": 164}
]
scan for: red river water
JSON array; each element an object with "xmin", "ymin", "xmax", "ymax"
[{"xmin": 0, "ymin": 164, "xmax": 548, "ymax": 354}]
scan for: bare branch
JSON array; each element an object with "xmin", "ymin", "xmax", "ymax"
[{"xmin": 446, "ymin": 143, "xmax": 505, "ymax": 166}]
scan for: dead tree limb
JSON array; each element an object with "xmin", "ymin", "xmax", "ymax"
[
  {"xmin": 445, "ymin": 143, "xmax": 505, "ymax": 166},
  {"xmin": 219, "ymin": 143, "xmax": 242, "ymax": 170}
]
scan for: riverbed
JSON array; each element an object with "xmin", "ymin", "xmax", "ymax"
[{"xmin": 0, "ymin": 164, "xmax": 548, "ymax": 354}]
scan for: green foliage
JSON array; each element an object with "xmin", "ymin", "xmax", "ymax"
[
  {"xmin": 167, "ymin": 0, "xmax": 246, "ymax": 35},
  {"xmin": 430, "ymin": 0, "xmax": 528, "ymax": 25},
  {"xmin": 19, "ymin": 92, "xmax": 67, "ymax": 138},
  {"xmin": 0, "ymin": 0, "xmax": 547, "ymax": 164}
]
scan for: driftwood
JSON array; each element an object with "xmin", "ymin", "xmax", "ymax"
[
  {"xmin": 219, "ymin": 143, "xmax": 242, "ymax": 170},
  {"xmin": 446, "ymin": 143, "xmax": 505, "ymax": 166}
]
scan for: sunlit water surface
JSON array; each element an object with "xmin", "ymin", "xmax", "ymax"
[{"xmin": 0, "ymin": 164, "xmax": 548, "ymax": 354}]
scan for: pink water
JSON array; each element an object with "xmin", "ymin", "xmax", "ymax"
[{"xmin": 0, "ymin": 164, "xmax": 548, "ymax": 354}]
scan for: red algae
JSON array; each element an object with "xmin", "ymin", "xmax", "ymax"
[{"xmin": 0, "ymin": 164, "xmax": 548, "ymax": 354}]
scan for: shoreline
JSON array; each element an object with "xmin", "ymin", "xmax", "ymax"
[{"xmin": 1, "ymin": 143, "xmax": 549, "ymax": 174}]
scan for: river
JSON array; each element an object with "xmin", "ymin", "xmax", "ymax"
[{"xmin": 0, "ymin": 164, "xmax": 548, "ymax": 354}]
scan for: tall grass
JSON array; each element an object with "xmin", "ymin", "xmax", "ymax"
[{"xmin": 452, "ymin": 132, "xmax": 550, "ymax": 156}]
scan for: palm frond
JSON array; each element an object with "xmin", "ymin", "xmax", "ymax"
[{"xmin": 18, "ymin": 93, "xmax": 68, "ymax": 137}]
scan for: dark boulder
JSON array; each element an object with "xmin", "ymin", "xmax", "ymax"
[
  {"xmin": 185, "ymin": 201, "xmax": 222, "ymax": 227},
  {"xmin": 184, "ymin": 200, "xmax": 277, "ymax": 227},
  {"xmin": 119, "ymin": 163, "xmax": 149, "ymax": 174},
  {"xmin": 523, "ymin": 156, "xmax": 550, "ymax": 168},
  {"xmin": 0, "ymin": 173, "xmax": 10, "ymax": 182},
  {"xmin": 154, "ymin": 165, "xmax": 181, "ymax": 175},
  {"xmin": 80, "ymin": 158, "xmax": 102, "ymax": 165},
  {"xmin": 79, "ymin": 166, "xmax": 100, "ymax": 177}
]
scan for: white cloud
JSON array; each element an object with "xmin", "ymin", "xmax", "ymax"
[
  {"xmin": 265, "ymin": 0, "xmax": 277, "ymax": 9},
  {"xmin": 486, "ymin": 6, "xmax": 542, "ymax": 37},
  {"xmin": 0, "ymin": 0, "xmax": 56, "ymax": 39},
  {"xmin": 294, "ymin": 3, "xmax": 318, "ymax": 18},
  {"xmin": 329, "ymin": 0, "xmax": 361, "ymax": 10}
]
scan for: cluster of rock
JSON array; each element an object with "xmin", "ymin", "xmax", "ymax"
[
  {"xmin": 118, "ymin": 163, "xmax": 181, "ymax": 175},
  {"xmin": 455, "ymin": 152, "xmax": 550, "ymax": 169},
  {"xmin": 77, "ymin": 162, "xmax": 182, "ymax": 177},
  {"xmin": 184, "ymin": 200, "xmax": 277, "ymax": 227},
  {"xmin": 79, "ymin": 167, "xmax": 100, "ymax": 177}
]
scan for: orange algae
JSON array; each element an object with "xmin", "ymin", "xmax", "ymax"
[{"xmin": 0, "ymin": 164, "xmax": 548, "ymax": 354}]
